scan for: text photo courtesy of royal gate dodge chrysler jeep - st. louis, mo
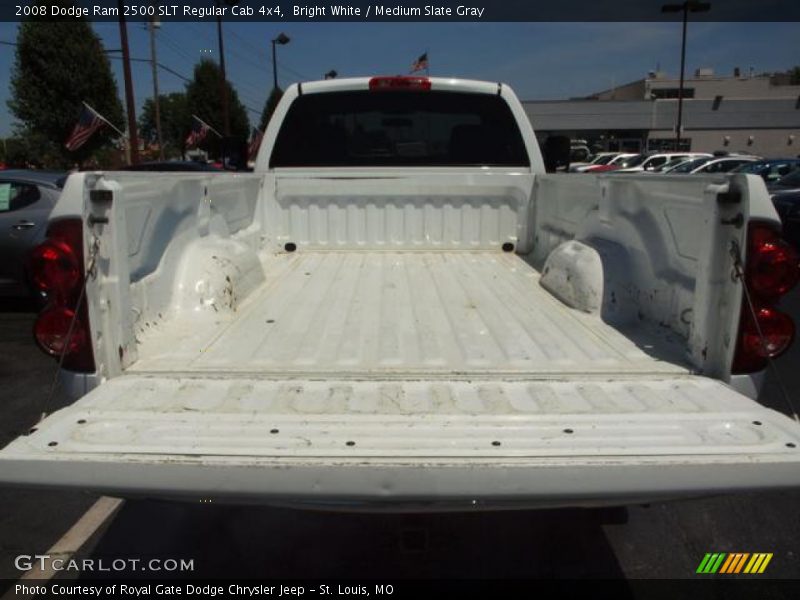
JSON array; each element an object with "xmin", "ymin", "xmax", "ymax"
[{"xmin": 0, "ymin": 0, "xmax": 800, "ymax": 596}]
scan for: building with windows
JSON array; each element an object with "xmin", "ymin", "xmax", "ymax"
[{"xmin": 524, "ymin": 69, "xmax": 800, "ymax": 157}]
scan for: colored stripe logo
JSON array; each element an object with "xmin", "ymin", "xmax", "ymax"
[{"xmin": 696, "ymin": 552, "xmax": 773, "ymax": 574}]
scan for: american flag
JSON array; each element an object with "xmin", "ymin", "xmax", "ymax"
[
  {"xmin": 65, "ymin": 103, "xmax": 106, "ymax": 151},
  {"xmin": 410, "ymin": 52, "xmax": 429, "ymax": 74},
  {"xmin": 247, "ymin": 127, "xmax": 264, "ymax": 161},
  {"xmin": 185, "ymin": 115, "xmax": 211, "ymax": 147}
]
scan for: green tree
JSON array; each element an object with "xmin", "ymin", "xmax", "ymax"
[
  {"xmin": 2, "ymin": 131, "xmax": 69, "ymax": 168},
  {"xmin": 139, "ymin": 92, "xmax": 190, "ymax": 159},
  {"xmin": 258, "ymin": 87, "xmax": 284, "ymax": 131},
  {"xmin": 790, "ymin": 66, "xmax": 800, "ymax": 85},
  {"xmin": 8, "ymin": 0, "xmax": 124, "ymax": 167},
  {"xmin": 184, "ymin": 60, "xmax": 249, "ymax": 158}
]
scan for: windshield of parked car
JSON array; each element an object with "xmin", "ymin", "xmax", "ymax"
[
  {"xmin": 271, "ymin": 91, "xmax": 530, "ymax": 167},
  {"xmin": 592, "ymin": 155, "xmax": 614, "ymax": 165},
  {"xmin": 733, "ymin": 160, "xmax": 800, "ymax": 177},
  {"xmin": 617, "ymin": 154, "xmax": 646, "ymax": 168},
  {"xmin": 656, "ymin": 157, "xmax": 689, "ymax": 172},
  {"xmin": 671, "ymin": 157, "xmax": 710, "ymax": 173},
  {"xmin": 730, "ymin": 162, "xmax": 765, "ymax": 174}
]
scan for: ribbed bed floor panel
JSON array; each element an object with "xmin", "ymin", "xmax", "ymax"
[{"xmin": 131, "ymin": 252, "xmax": 689, "ymax": 377}]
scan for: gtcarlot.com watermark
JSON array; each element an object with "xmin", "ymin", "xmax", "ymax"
[{"xmin": 15, "ymin": 554, "xmax": 195, "ymax": 573}]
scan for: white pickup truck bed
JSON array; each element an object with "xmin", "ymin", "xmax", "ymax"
[
  {"xmin": 131, "ymin": 251, "xmax": 688, "ymax": 377},
  {"xmin": 4, "ymin": 78, "xmax": 800, "ymax": 507}
]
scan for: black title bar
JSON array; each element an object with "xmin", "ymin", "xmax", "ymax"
[{"xmin": 3, "ymin": 0, "xmax": 800, "ymax": 22}]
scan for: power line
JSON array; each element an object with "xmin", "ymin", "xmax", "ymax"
[
  {"xmin": 276, "ymin": 59, "xmax": 311, "ymax": 82},
  {"xmin": 106, "ymin": 54, "xmax": 191, "ymax": 82},
  {"xmin": 158, "ymin": 32, "xmax": 198, "ymax": 65},
  {"xmin": 203, "ymin": 24, "xmax": 313, "ymax": 82}
]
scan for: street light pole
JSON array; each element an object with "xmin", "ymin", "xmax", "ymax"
[
  {"xmin": 662, "ymin": 1, "xmax": 711, "ymax": 151},
  {"xmin": 271, "ymin": 32, "xmax": 291, "ymax": 92},
  {"xmin": 676, "ymin": 6, "xmax": 688, "ymax": 151}
]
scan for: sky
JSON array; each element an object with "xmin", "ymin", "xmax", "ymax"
[{"xmin": 0, "ymin": 21, "xmax": 799, "ymax": 137}]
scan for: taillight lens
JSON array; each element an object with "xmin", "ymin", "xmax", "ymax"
[
  {"xmin": 28, "ymin": 218, "xmax": 95, "ymax": 373},
  {"xmin": 34, "ymin": 306, "xmax": 88, "ymax": 354},
  {"xmin": 732, "ymin": 222, "xmax": 800, "ymax": 374},
  {"xmin": 746, "ymin": 226, "xmax": 800, "ymax": 298},
  {"xmin": 369, "ymin": 76, "xmax": 431, "ymax": 91},
  {"xmin": 733, "ymin": 306, "xmax": 795, "ymax": 372},
  {"xmin": 28, "ymin": 240, "xmax": 81, "ymax": 301}
]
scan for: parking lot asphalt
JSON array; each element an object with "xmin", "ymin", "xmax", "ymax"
[{"xmin": 0, "ymin": 291, "xmax": 799, "ymax": 585}]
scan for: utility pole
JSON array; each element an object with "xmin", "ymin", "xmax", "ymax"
[
  {"xmin": 118, "ymin": 0, "xmax": 139, "ymax": 164},
  {"xmin": 149, "ymin": 17, "xmax": 164, "ymax": 160},
  {"xmin": 215, "ymin": 8, "xmax": 230, "ymax": 137}
]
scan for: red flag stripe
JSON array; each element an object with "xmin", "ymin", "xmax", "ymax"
[{"xmin": 65, "ymin": 105, "xmax": 106, "ymax": 151}]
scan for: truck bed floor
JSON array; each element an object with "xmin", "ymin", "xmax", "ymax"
[{"xmin": 130, "ymin": 252, "xmax": 690, "ymax": 378}]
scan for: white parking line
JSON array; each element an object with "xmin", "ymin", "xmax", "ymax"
[{"xmin": 4, "ymin": 496, "xmax": 124, "ymax": 597}]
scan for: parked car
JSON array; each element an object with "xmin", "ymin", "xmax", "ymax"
[
  {"xmin": 769, "ymin": 168, "xmax": 800, "ymax": 248},
  {"xmin": 692, "ymin": 156, "xmax": 761, "ymax": 174},
  {"xmin": 730, "ymin": 159, "xmax": 800, "ymax": 184},
  {"xmin": 583, "ymin": 152, "xmax": 638, "ymax": 172},
  {"xmin": 4, "ymin": 77, "xmax": 800, "ymax": 507},
  {"xmin": 667, "ymin": 156, "xmax": 759, "ymax": 174},
  {"xmin": 0, "ymin": 170, "xmax": 65, "ymax": 296},
  {"xmin": 569, "ymin": 152, "xmax": 620, "ymax": 173},
  {"xmin": 615, "ymin": 152, "xmax": 712, "ymax": 173}
]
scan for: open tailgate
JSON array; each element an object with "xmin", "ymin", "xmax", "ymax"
[{"xmin": 2, "ymin": 375, "xmax": 800, "ymax": 506}]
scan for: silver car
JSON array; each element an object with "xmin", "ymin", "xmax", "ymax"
[{"xmin": 0, "ymin": 170, "xmax": 65, "ymax": 295}]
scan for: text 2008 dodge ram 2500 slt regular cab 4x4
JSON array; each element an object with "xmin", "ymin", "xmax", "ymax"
[{"xmin": 2, "ymin": 76, "xmax": 800, "ymax": 508}]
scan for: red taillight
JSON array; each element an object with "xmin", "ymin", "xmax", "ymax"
[
  {"xmin": 28, "ymin": 218, "xmax": 95, "ymax": 373},
  {"xmin": 369, "ymin": 76, "xmax": 431, "ymax": 91},
  {"xmin": 733, "ymin": 306, "xmax": 795, "ymax": 373},
  {"xmin": 34, "ymin": 306, "xmax": 90, "ymax": 356},
  {"xmin": 732, "ymin": 222, "xmax": 800, "ymax": 374},
  {"xmin": 746, "ymin": 226, "xmax": 800, "ymax": 299},
  {"xmin": 28, "ymin": 240, "xmax": 81, "ymax": 301}
]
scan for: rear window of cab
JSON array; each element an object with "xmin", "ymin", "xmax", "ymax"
[{"xmin": 270, "ymin": 91, "xmax": 530, "ymax": 168}]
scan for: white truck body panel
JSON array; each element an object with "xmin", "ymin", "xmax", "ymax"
[{"xmin": 3, "ymin": 78, "xmax": 799, "ymax": 507}]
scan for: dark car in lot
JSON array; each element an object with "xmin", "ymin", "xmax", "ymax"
[
  {"xmin": 731, "ymin": 158, "xmax": 800, "ymax": 183},
  {"xmin": 769, "ymin": 168, "xmax": 800, "ymax": 249},
  {"xmin": 0, "ymin": 170, "xmax": 65, "ymax": 295}
]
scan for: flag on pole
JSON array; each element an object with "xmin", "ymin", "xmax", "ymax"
[
  {"xmin": 410, "ymin": 52, "xmax": 429, "ymax": 74},
  {"xmin": 248, "ymin": 127, "xmax": 264, "ymax": 161},
  {"xmin": 185, "ymin": 116, "xmax": 210, "ymax": 148},
  {"xmin": 185, "ymin": 115, "xmax": 221, "ymax": 148},
  {"xmin": 65, "ymin": 103, "xmax": 106, "ymax": 151}
]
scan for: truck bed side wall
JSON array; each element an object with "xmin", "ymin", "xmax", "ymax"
[
  {"xmin": 529, "ymin": 173, "xmax": 757, "ymax": 379},
  {"xmin": 78, "ymin": 172, "xmax": 263, "ymax": 378}
]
